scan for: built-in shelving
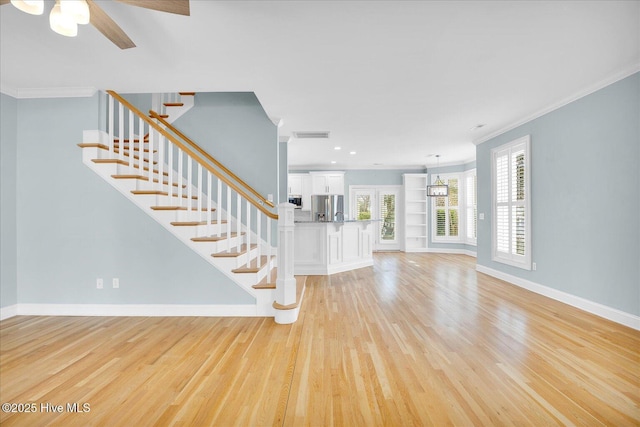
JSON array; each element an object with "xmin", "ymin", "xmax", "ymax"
[{"xmin": 403, "ymin": 174, "xmax": 429, "ymax": 252}]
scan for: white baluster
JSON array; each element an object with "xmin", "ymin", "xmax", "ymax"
[
  {"xmin": 217, "ymin": 180, "xmax": 222, "ymax": 238},
  {"xmin": 226, "ymin": 185, "xmax": 231, "ymax": 252},
  {"xmin": 197, "ymin": 164, "xmax": 203, "ymax": 221},
  {"xmin": 246, "ymin": 200, "xmax": 251, "ymax": 268},
  {"xmin": 187, "ymin": 156, "xmax": 193, "ymax": 213},
  {"xmin": 147, "ymin": 129, "xmax": 154, "ymax": 184},
  {"xmin": 118, "ymin": 102, "xmax": 124, "ymax": 161},
  {"xmin": 207, "ymin": 171, "xmax": 212, "ymax": 236},
  {"xmin": 236, "ymin": 193, "xmax": 241, "ymax": 253},
  {"xmin": 156, "ymin": 133, "xmax": 164, "ymax": 193},
  {"xmin": 138, "ymin": 116, "xmax": 144, "ymax": 171},
  {"xmin": 167, "ymin": 141, "xmax": 173, "ymax": 205},
  {"xmin": 257, "ymin": 211, "xmax": 261, "ymax": 269},
  {"xmin": 267, "ymin": 218, "xmax": 272, "ymax": 283},
  {"xmin": 128, "ymin": 110, "xmax": 134, "ymax": 168},
  {"xmin": 178, "ymin": 149, "xmax": 183, "ymax": 205},
  {"xmin": 108, "ymin": 96, "xmax": 114, "ymax": 155}
]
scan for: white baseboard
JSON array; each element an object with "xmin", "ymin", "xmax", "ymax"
[
  {"xmin": 423, "ymin": 248, "xmax": 477, "ymax": 257},
  {"xmin": 476, "ymin": 264, "xmax": 640, "ymax": 331},
  {"xmin": 0, "ymin": 305, "xmax": 18, "ymax": 321},
  {"xmin": 1, "ymin": 304, "xmax": 260, "ymax": 319}
]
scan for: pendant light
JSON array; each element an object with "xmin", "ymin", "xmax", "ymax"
[
  {"xmin": 50, "ymin": 1, "xmax": 78, "ymax": 37},
  {"xmin": 60, "ymin": 0, "xmax": 90, "ymax": 25},
  {"xmin": 427, "ymin": 155, "xmax": 449, "ymax": 197},
  {"xmin": 10, "ymin": 0, "xmax": 44, "ymax": 15}
]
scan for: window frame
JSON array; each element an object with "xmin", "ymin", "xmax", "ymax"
[
  {"xmin": 430, "ymin": 172, "xmax": 463, "ymax": 243},
  {"xmin": 491, "ymin": 135, "xmax": 532, "ymax": 270},
  {"xmin": 464, "ymin": 169, "xmax": 477, "ymax": 246}
]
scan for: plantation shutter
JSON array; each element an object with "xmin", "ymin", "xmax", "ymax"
[
  {"xmin": 466, "ymin": 173, "xmax": 477, "ymax": 241},
  {"xmin": 432, "ymin": 174, "xmax": 460, "ymax": 241},
  {"xmin": 492, "ymin": 136, "xmax": 531, "ymax": 269}
]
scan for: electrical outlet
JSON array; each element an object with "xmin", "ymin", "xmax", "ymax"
[
  {"xmin": 113, "ymin": 278, "xmax": 119, "ymax": 289},
  {"xmin": 479, "ymin": 213, "xmax": 485, "ymax": 220},
  {"xmin": 97, "ymin": 278, "xmax": 103, "ymax": 289},
  {"xmin": 268, "ymin": 194, "xmax": 273, "ymax": 202},
  {"xmin": 532, "ymin": 262, "xmax": 537, "ymax": 271}
]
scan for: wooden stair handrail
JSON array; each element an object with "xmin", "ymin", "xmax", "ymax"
[
  {"xmin": 149, "ymin": 110, "xmax": 275, "ymax": 209},
  {"xmin": 107, "ymin": 90, "xmax": 278, "ymax": 220}
]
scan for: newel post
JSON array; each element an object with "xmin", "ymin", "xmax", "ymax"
[{"xmin": 274, "ymin": 203, "xmax": 297, "ymax": 324}]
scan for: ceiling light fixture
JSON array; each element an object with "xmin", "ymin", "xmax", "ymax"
[
  {"xmin": 10, "ymin": 0, "xmax": 43, "ymax": 15},
  {"xmin": 50, "ymin": 1, "xmax": 78, "ymax": 37},
  {"xmin": 334, "ymin": 146, "xmax": 341, "ymax": 150},
  {"xmin": 12, "ymin": 0, "xmax": 90, "ymax": 38},
  {"xmin": 350, "ymin": 151, "xmax": 356, "ymax": 155},
  {"xmin": 61, "ymin": 0, "xmax": 89, "ymax": 25},
  {"xmin": 427, "ymin": 155, "xmax": 449, "ymax": 197}
]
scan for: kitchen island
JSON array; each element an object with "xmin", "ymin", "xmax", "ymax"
[{"xmin": 293, "ymin": 220, "xmax": 374, "ymax": 275}]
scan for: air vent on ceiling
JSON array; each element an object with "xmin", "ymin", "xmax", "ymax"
[{"xmin": 292, "ymin": 131, "xmax": 330, "ymax": 139}]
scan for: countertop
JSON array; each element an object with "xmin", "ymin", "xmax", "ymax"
[{"xmin": 294, "ymin": 219, "xmax": 379, "ymax": 224}]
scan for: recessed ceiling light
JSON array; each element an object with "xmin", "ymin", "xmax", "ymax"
[
  {"xmin": 350, "ymin": 151, "xmax": 356, "ymax": 155},
  {"xmin": 334, "ymin": 146, "xmax": 341, "ymax": 150},
  {"xmin": 331, "ymin": 160, "xmax": 337, "ymax": 164}
]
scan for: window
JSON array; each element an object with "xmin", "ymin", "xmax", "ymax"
[
  {"xmin": 465, "ymin": 169, "xmax": 477, "ymax": 245},
  {"xmin": 431, "ymin": 174, "xmax": 460, "ymax": 242},
  {"xmin": 491, "ymin": 136, "xmax": 531, "ymax": 269}
]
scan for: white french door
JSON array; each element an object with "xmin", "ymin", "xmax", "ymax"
[{"xmin": 351, "ymin": 186, "xmax": 401, "ymax": 251}]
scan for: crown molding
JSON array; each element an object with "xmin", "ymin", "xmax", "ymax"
[
  {"xmin": 291, "ymin": 164, "xmax": 427, "ymax": 171},
  {"xmin": 0, "ymin": 85, "xmax": 98, "ymax": 99},
  {"xmin": 474, "ymin": 64, "xmax": 640, "ymax": 146}
]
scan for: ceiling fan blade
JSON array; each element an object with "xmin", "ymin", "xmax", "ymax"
[
  {"xmin": 115, "ymin": 0, "xmax": 189, "ymax": 16},
  {"xmin": 87, "ymin": 0, "xmax": 135, "ymax": 49}
]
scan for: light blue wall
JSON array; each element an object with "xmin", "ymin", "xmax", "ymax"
[
  {"xmin": 426, "ymin": 161, "xmax": 477, "ymax": 253},
  {"xmin": 172, "ymin": 93, "xmax": 279, "ymax": 202},
  {"xmin": 14, "ymin": 95, "xmax": 253, "ymax": 305},
  {"xmin": 1, "ymin": 93, "xmax": 18, "ymax": 308},
  {"xmin": 477, "ymin": 72, "xmax": 639, "ymax": 316}
]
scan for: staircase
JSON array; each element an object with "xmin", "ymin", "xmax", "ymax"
[{"xmin": 78, "ymin": 90, "xmax": 302, "ymax": 323}]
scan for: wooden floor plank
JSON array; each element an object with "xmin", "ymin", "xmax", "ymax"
[{"xmin": 1, "ymin": 253, "xmax": 638, "ymax": 426}]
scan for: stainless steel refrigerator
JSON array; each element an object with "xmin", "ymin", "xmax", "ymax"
[{"xmin": 310, "ymin": 195, "xmax": 344, "ymax": 222}]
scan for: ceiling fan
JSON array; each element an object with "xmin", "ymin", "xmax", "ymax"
[{"xmin": 1, "ymin": 0, "xmax": 190, "ymax": 49}]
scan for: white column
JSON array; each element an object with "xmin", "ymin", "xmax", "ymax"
[{"xmin": 276, "ymin": 203, "xmax": 296, "ymax": 307}]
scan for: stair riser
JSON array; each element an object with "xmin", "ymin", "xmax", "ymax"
[
  {"xmin": 151, "ymin": 209, "xmax": 223, "ymax": 223},
  {"xmin": 216, "ymin": 247, "xmax": 258, "ymax": 269},
  {"xmin": 190, "ymin": 237, "xmax": 246, "ymax": 254},
  {"xmin": 167, "ymin": 223, "xmax": 228, "ymax": 241},
  {"xmin": 131, "ymin": 194, "xmax": 200, "ymax": 208},
  {"xmin": 232, "ymin": 258, "xmax": 277, "ymax": 288}
]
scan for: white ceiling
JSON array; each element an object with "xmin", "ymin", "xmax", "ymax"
[{"xmin": 1, "ymin": 1, "xmax": 638, "ymax": 170}]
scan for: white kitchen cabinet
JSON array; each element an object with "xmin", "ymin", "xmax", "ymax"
[
  {"xmin": 288, "ymin": 173, "xmax": 312, "ymax": 211},
  {"xmin": 288, "ymin": 174, "xmax": 303, "ymax": 195},
  {"xmin": 403, "ymin": 173, "xmax": 429, "ymax": 252},
  {"xmin": 293, "ymin": 221, "xmax": 373, "ymax": 275},
  {"xmin": 310, "ymin": 172, "xmax": 345, "ymax": 195}
]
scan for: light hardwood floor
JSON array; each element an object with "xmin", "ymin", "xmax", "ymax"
[{"xmin": 1, "ymin": 253, "xmax": 638, "ymax": 426}]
